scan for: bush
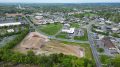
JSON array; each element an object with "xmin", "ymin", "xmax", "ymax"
[{"xmin": 97, "ymin": 48, "xmax": 104, "ymax": 53}]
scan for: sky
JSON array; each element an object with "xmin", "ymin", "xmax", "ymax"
[{"xmin": 0, "ymin": 0, "xmax": 120, "ymax": 3}]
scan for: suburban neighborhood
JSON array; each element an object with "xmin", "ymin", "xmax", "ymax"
[{"xmin": 0, "ymin": 2, "xmax": 120, "ymax": 67}]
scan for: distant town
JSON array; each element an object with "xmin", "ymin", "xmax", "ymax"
[{"xmin": 0, "ymin": 3, "xmax": 120, "ymax": 67}]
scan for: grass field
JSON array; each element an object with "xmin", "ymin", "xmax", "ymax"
[
  {"xmin": 74, "ymin": 29, "xmax": 88, "ymax": 41},
  {"xmin": 70, "ymin": 23, "xmax": 80, "ymax": 28},
  {"xmin": 56, "ymin": 32, "xmax": 69, "ymax": 39},
  {"xmin": 38, "ymin": 23, "xmax": 62, "ymax": 35},
  {"xmin": 85, "ymin": 13, "xmax": 96, "ymax": 17}
]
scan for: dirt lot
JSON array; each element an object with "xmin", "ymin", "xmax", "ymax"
[{"xmin": 14, "ymin": 32, "xmax": 84, "ymax": 58}]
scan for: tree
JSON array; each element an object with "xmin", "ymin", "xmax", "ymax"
[
  {"xmin": 27, "ymin": 50, "xmax": 35, "ymax": 56},
  {"xmin": 100, "ymin": 55, "xmax": 110, "ymax": 64},
  {"xmin": 111, "ymin": 56, "xmax": 120, "ymax": 67},
  {"xmin": 97, "ymin": 48, "xmax": 104, "ymax": 53}
]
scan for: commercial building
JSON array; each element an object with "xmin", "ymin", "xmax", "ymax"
[
  {"xmin": 0, "ymin": 22, "xmax": 21, "ymax": 27},
  {"xmin": 62, "ymin": 28, "xmax": 75, "ymax": 34}
]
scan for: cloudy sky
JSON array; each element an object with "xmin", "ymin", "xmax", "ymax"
[{"xmin": 0, "ymin": 0, "xmax": 120, "ymax": 3}]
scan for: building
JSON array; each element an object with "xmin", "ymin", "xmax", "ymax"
[
  {"xmin": 0, "ymin": 22, "xmax": 21, "ymax": 27},
  {"xmin": 7, "ymin": 29, "xmax": 14, "ymax": 33},
  {"xmin": 5, "ymin": 13, "xmax": 23, "ymax": 17},
  {"xmin": 62, "ymin": 28, "xmax": 75, "ymax": 34},
  {"xmin": 75, "ymin": 29, "xmax": 84, "ymax": 36},
  {"xmin": 35, "ymin": 16, "xmax": 43, "ymax": 20},
  {"xmin": 102, "ymin": 37, "xmax": 116, "ymax": 50},
  {"xmin": 112, "ymin": 27, "xmax": 119, "ymax": 33},
  {"xmin": 105, "ymin": 20, "xmax": 112, "ymax": 24}
]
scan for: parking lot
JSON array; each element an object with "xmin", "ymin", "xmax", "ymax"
[{"xmin": 0, "ymin": 16, "xmax": 27, "ymax": 24}]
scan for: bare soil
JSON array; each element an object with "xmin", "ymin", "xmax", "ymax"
[{"xmin": 14, "ymin": 32, "xmax": 84, "ymax": 58}]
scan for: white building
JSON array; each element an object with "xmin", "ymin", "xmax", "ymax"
[
  {"xmin": 112, "ymin": 27, "xmax": 119, "ymax": 33},
  {"xmin": 0, "ymin": 22, "xmax": 21, "ymax": 27},
  {"xmin": 7, "ymin": 29, "xmax": 14, "ymax": 33},
  {"xmin": 106, "ymin": 20, "xmax": 112, "ymax": 24},
  {"xmin": 62, "ymin": 28, "xmax": 75, "ymax": 34},
  {"xmin": 35, "ymin": 16, "xmax": 43, "ymax": 20}
]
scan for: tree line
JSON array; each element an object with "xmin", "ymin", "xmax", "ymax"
[{"xmin": 0, "ymin": 26, "xmax": 95, "ymax": 67}]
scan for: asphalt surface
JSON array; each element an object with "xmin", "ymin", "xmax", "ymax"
[{"xmin": 87, "ymin": 21, "xmax": 102, "ymax": 67}]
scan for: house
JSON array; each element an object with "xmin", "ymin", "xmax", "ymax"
[
  {"xmin": 112, "ymin": 27, "xmax": 119, "ymax": 33},
  {"xmin": 35, "ymin": 13, "xmax": 43, "ymax": 16},
  {"xmin": 97, "ymin": 34, "xmax": 105, "ymax": 40},
  {"xmin": 99, "ymin": 18, "xmax": 105, "ymax": 21},
  {"xmin": 99, "ymin": 22, "xmax": 105, "ymax": 25},
  {"xmin": 95, "ymin": 29, "xmax": 104, "ymax": 32},
  {"xmin": 105, "ymin": 20, "xmax": 112, "ymax": 24}
]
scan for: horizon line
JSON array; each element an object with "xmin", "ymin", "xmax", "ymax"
[{"xmin": 0, "ymin": 2, "xmax": 120, "ymax": 4}]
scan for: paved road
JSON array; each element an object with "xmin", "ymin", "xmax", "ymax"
[
  {"xmin": 48, "ymin": 36, "xmax": 89, "ymax": 43},
  {"xmin": 88, "ymin": 31, "xmax": 102, "ymax": 67},
  {"xmin": 87, "ymin": 21, "xmax": 102, "ymax": 67}
]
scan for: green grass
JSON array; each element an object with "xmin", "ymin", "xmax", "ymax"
[
  {"xmin": 38, "ymin": 23, "xmax": 62, "ymax": 35},
  {"xmin": 84, "ymin": 13, "xmax": 97, "ymax": 17},
  {"xmin": 59, "ymin": 41, "xmax": 93, "ymax": 60},
  {"xmin": 100, "ymin": 55, "xmax": 110, "ymax": 64},
  {"xmin": 70, "ymin": 23, "xmax": 80, "ymax": 28},
  {"xmin": 74, "ymin": 29, "xmax": 88, "ymax": 41},
  {"xmin": 56, "ymin": 32, "xmax": 69, "ymax": 39}
]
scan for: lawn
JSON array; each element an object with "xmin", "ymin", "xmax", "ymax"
[
  {"xmin": 100, "ymin": 55, "xmax": 110, "ymax": 64},
  {"xmin": 84, "ymin": 13, "xmax": 97, "ymax": 17},
  {"xmin": 56, "ymin": 32, "xmax": 69, "ymax": 39},
  {"xmin": 74, "ymin": 29, "xmax": 88, "ymax": 41},
  {"xmin": 38, "ymin": 23, "xmax": 62, "ymax": 35},
  {"xmin": 59, "ymin": 41, "xmax": 93, "ymax": 60},
  {"xmin": 70, "ymin": 23, "xmax": 80, "ymax": 28}
]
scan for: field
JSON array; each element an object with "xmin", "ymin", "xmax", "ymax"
[
  {"xmin": 70, "ymin": 22, "xmax": 80, "ymax": 28},
  {"xmin": 38, "ymin": 23, "xmax": 62, "ymax": 35},
  {"xmin": 55, "ymin": 32, "xmax": 69, "ymax": 39},
  {"xmin": 59, "ymin": 41, "xmax": 93, "ymax": 59},
  {"xmin": 14, "ymin": 32, "xmax": 85, "ymax": 58}
]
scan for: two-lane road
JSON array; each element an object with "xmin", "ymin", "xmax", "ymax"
[
  {"xmin": 87, "ymin": 21, "xmax": 102, "ymax": 67},
  {"xmin": 88, "ymin": 31, "xmax": 102, "ymax": 67}
]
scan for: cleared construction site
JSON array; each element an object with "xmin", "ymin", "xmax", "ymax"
[{"xmin": 14, "ymin": 32, "xmax": 84, "ymax": 58}]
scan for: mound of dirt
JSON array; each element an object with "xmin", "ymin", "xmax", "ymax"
[{"xmin": 14, "ymin": 32, "xmax": 84, "ymax": 58}]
